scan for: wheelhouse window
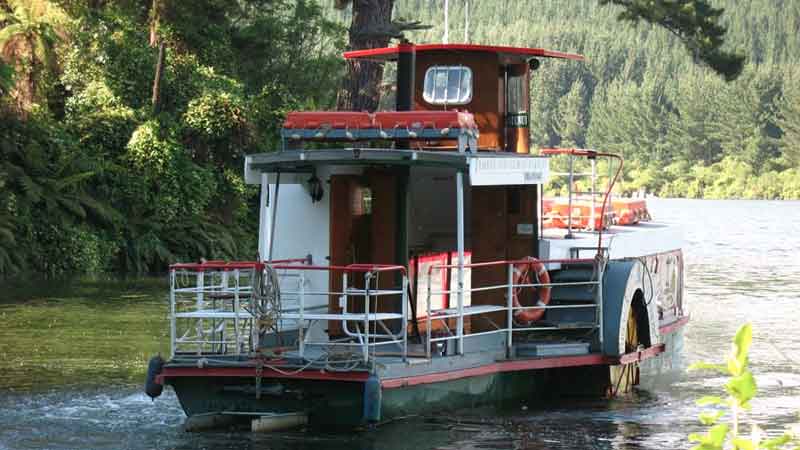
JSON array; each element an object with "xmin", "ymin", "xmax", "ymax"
[{"xmin": 423, "ymin": 66, "xmax": 473, "ymax": 105}]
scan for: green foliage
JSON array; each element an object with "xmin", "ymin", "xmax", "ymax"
[
  {"xmin": 392, "ymin": 0, "xmax": 800, "ymax": 200},
  {"xmin": 599, "ymin": 0, "xmax": 745, "ymax": 80},
  {"xmin": 0, "ymin": 0, "xmax": 69, "ymax": 110},
  {"xmin": 688, "ymin": 324, "xmax": 799, "ymax": 450},
  {"xmin": 0, "ymin": 60, "xmax": 14, "ymax": 94},
  {"xmin": 0, "ymin": 0, "xmax": 341, "ymax": 277}
]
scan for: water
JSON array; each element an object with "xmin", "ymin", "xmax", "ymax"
[{"xmin": 1, "ymin": 199, "xmax": 799, "ymax": 450}]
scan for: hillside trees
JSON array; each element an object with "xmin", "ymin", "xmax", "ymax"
[{"xmin": 0, "ymin": 0, "xmax": 343, "ymax": 276}]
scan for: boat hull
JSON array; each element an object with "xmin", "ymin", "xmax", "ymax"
[{"xmin": 164, "ymin": 334, "xmax": 687, "ymax": 430}]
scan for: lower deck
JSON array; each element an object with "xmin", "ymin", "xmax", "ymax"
[{"xmin": 159, "ymin": 316, "xmax": 687, "ymax": 428}]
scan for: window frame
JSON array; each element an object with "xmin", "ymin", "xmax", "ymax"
[{"xmin": 422, "ymin": 65, "xmax": 473, "ymax": 106}]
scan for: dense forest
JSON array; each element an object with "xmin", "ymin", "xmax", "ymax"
[
  {"xmin": 0, "ymin": 0, "xmax": 798, "ymax": 276},
  {"xmin": 374, "ymin": 0, "xmax": 800, "ymax": 199}
]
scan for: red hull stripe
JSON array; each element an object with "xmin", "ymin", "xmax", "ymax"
[
  {"xmin": 659, "ymin": 315, "xmax": 690, "ymax": 335},
  {"xmin": 156, "ymin": 366, "xmax": 369, "ymax": 385},
  {"xmin": 381, "ymin": 354, "xmax": 610, "ymax": 389}
]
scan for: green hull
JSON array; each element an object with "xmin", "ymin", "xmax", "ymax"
[{"xmin": 168, "ymin": 365, "xmax": 613, "ymax": 429}]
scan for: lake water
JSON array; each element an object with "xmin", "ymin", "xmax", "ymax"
[{"xmin": 1, "ymin": 199, "xmax": 799, "ymax": 450}]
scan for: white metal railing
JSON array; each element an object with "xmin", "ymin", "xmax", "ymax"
[
  {"xmin": 169, "ymin": 262, "xmax": 262, "ymax": 357},
  {"xmin": 424, "ymin": 258, "xmax": 603, "ymax": 359},
  {"xmin": 168, "ymin": 260, "xmax": 408, "ymax": 364},
  {"xmin": 269, "ymin": 263, "xmax": 408, "ymax": 363},
  {"xmin": 169, "ymin": 257, "xmax": 601, "ymax": 363}
]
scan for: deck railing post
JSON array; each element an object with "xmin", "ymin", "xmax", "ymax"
[
  {"xmin": 426, "ymin": 271, "xmax": 432, "ymax": 359},
  {"xmin": 455, "ymin": 169, "xmax": 465, "ymax": 355},
  {"xmin": 567, "ymin": 154, "xmax": 575, "ymax": 238},
  {"xmin": 196, "ymin": 270, "xmax": 204, "ymax": 355},
  {"xmin": 590, "ymin": 158, "xmax": 597, "ymax": 231},
  {"xmin": 402, "ymin": 275, "xmax": 408, "ymax": 362},
  {"xmin": 169, "ymin": 269, "xmax": 176, "ymax": 358},
  {"xmin": 233, "ymin": 268, "xmax": 241, "ymax": 355},
  {"xmin": 363, "ymin": 272, "xmax": 371, "ymax": 363},
  {"xmin": 299, "ymin": 270, "xmax": 305, "ymax": 359},
  {"xmin": 506, "ymin": 263, "xmax": 514, "ymax": 356},
  {"xmin": 598, "ymin": 260, "xmax": 605, "ymax": 348}
]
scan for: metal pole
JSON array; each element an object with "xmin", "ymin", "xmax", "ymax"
[
  {"xmin": 196, "ymin": 271, "xmax": 204, "ymax": 355},
  {"xmin": 170, "ymin": 270, "xmax": 176, "ymax": 358},
  {"xmin": 566, "ymin": 154, "xmax": 574, "ymax": 238},
  {"xmin": 443, "ymin": 0, "xmax": 449, "ymax": 44},
  {"xmin": 268, "ymin": 172, "xmax": 281, "ymax": 261},
  {"xmin": 506, "ymin": 264, "xmax": 514, "ymax": 357},
  {"xmin": 456, "ymin": 170, "xmax": 465, "ymax": 355},
  {"xmin": 299, "ymin": 271, "xmax": 305, "ymax": 359},
  {"xmin": 426, "ymin": 271, "xmax": 432, "ymax": 359},
  {"xmin": 363, "ymin": 272, "xmax": 371, "ymax": 363},
  {"xmin": 590, "ymin": 158, "xmax": 597, "ymax": 232},
  {"xmin": 258, "ymin": 173, "xmax": 269, "ymax": 261},
  {"xmin": 234, "ymin": 269, "xmax": 240, "ymax": 355},
  {"xmin": 464, "ymin": 0, "xmax": 469, "ymax": 42},
  {"xmin": 598, "ymin": 260, "xmax": 604, "ymax": 348},
  {"xmin": 402, "ymin": 275, "xmax": 408, "ymax": 362}
]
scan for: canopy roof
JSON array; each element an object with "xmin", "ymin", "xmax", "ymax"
[{"xmin": 343, "ymin": 43, "xmax": 585, "ymax": 64}]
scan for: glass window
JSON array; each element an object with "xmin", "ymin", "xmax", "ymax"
[{"xmin": 423, "ymin": 66, "xmax": 472, "ymax": 105}]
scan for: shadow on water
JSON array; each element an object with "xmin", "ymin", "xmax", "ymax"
[{"xmin": 1, "ymin": 199, "xmax": 800, "ymax": 449}]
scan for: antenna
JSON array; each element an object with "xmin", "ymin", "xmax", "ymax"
[
  {"xmin": 443, "ymin": 0, "xmax": 449, "ymax": 44},
  {"xmin": 464, "ymin": 0, "xmax": 469, "ymax": 42}
]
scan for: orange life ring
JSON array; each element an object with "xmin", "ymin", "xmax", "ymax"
[{"xmin": 512, "ymin": 257, "xmax": 551, "ymax": 324}]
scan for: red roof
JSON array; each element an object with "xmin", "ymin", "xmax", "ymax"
[{"xmin": 343, "ymin": 43, "xmax": 584, "ymax": 63}]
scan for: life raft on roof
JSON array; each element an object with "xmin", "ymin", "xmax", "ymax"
[
  {"xmin": 542, "ymin": 198, "xmax": 651, "ymax": 230},
  {"xmin": 281, "ymin": 110, "xmax": 479, "ymax": 142}
]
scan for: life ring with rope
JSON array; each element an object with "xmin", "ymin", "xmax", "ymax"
[{"xmin": 512, "ymin": 257, "xmax": 551, "ymax": 324}]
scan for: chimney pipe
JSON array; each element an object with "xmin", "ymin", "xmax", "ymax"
[{"xmin": 396, "ymin": 40, "xmax": 416, "ymax": 112}]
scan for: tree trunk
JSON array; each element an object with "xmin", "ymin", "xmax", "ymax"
[
  {"xmin": 336, "ymin": 0, "xmax": 395, "ymax": 112},
  {"xmin": 151, "ymin": 41, "xmax": 165, "ymax": 114}
]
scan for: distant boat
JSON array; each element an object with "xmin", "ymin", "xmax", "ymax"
[{"xmin": 145, "ymin": 42, "xmax": 688, "ymax": 431}]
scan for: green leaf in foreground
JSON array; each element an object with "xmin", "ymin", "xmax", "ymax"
[{"xmin": 690, "ymin": 424, "xmax": 729, "ymax": 450}]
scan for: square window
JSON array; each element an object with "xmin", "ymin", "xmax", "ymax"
[{"xmin": 423, "ymin": 66, "xmax": 473, "ymax": 105}]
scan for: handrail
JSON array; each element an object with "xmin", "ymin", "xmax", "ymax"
[
  {"xmin": 269, "ymin": 263, "xmax": 407, "ymax": 275},
  {"xmin": 425, "ymin": 257, "xmax": 603, "ymax": 358},
  {"xmin": 171, "ymin": 257, "xmax": 311, "ymax": 271},
  {"xmin": 427, "ymin": 257, "xmax": 596, "ymax": 275},
  {"xmin": 540, "ymin": 147, "xmax": 624, "ymax": 255}
]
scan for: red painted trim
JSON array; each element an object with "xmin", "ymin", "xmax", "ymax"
[
  {"xmin": 659, "ymin": 315, "xmax": 690, "ymax": 335},
  {"xmin": 381, "ymin": 354, "xmax": 611, "ymax": 389},
  {"xmin": 343, "ymin": 44, "xmax": 585, "ymax": 62},
  {"xmin": 159, "ymin": 346, "xmax": 670, "ymax": 390},
  {"xmin": 156, "ymin": 366, "xmax": 369, "ymax": 385}
]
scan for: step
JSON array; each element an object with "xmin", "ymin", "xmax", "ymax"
[
  {"xmin": 549, "ymin": 285, "xmax": 597, "ymax": 303},
  {"xmin": 512, "ymin": 341, "xmax": 591, "ymax": 358},
  {"xmin": 549, "ymin": 268, "xmax": 597, "ymax": 283}
]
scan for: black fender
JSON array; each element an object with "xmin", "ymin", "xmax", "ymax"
[{"xmin": 145, "ymin": 355, "xmax": 165, "ymax": 399}]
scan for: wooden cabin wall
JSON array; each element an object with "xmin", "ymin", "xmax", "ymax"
[
  {"xmin": 414, "ymin": 51, "xmax": 502, "ymax": 150},
  {"xmin": 470, "ymin": 185, "xmax": 539, "ymax": 332}
]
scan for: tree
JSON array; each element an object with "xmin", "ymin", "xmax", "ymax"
[
  {"xmin": 0, "ymin": 0, "xmax": 68, "ymax": 115},
  {"xmin": 600, "ymin": 0, "xmax": 745, "ymax": 81},
  {"xmin": 334, "ymin": 0, "xmax": 425, "ymax": 111},
  {"xmin": 776, "ymin": 73, "xmax": 800, "ymax": 167}
]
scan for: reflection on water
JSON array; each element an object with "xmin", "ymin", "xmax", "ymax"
[{"xmin": 1, "ymin": 199, "xmax": 800, "ymax": 450}]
